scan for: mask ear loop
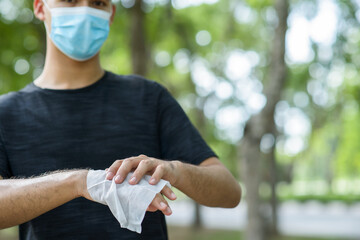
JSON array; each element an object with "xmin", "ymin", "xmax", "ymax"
[
  {"xmin": 110, "ymin": 3, "xmax": 114, "ymax": 15},
  {"xmin": 41, "ymin": 0, "xmax": 52, "ymax": 38},
  {"xmin": 42, "ymin": 0, "xmax": 50, "ymax": 10}
]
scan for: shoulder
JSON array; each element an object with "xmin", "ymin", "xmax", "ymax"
[
  {"xmin": 0, "ymin": 91, "xmax": 21, "ymax": 109},
  {"xmin": 0, "ymin": 92, "xmax": 25, "ymax": 126},
  {"xmin": 0, "ymin": 83, "xmax": 36, "ymax": 116},
  {"xmin": 0, "ymin": 80, "xmax": 39, "ymax": 110},
  {"xmin": 105, "ymin": 71, "xmax": 168, "ymax": 94}
]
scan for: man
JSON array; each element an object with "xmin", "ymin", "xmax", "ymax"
[{"xmin": 0, "ymin": 0, "xmax": 241, "ymax": 239}]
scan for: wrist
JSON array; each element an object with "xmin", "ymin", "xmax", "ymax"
[
  {"xmin": 170, "ymin": 160, "xmax": 183, "ymax": 188},
  {"xmin": 72, "ymin": 170, "xmax": 89, "ymax": 199}
]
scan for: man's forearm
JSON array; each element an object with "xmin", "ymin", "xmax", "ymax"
[
  {"xmin": 173, "ymin": 161, "xmax": 241, "ymax": 208},
  {"xmin": 106, "ymin": 155, "xmax": 241, "ymax": 208},
  {"xmin": 0, "ymin": 170, "xmax": 88, "ymax": 229}
]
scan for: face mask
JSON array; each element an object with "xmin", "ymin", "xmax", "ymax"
[{"xmin": 42, "ymin": 0, "xmax": 111, "ymax": 61}]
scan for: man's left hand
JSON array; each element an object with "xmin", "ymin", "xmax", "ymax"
[{"xmin": 105, "ymin": 154, "xmax": 180, "ymax": 200}]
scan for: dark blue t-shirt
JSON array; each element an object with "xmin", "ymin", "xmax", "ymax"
[{"xmin": 0, "ymin": 71, "xmax": 218, "ymax": 240}]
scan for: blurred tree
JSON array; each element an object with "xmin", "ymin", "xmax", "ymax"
[
  {"xmin": 240, "ymin": 0, "xmax": 288, "ymax": 239},
  {"xmin": 129, "ymin": 0, "xmax": 150, "ymax": 76}
]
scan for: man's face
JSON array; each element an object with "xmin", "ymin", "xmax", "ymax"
[
  {"xmin": 46, "ymin": 0, "xmax": 113, "ymax": 12},
  {"xmin": 34, "ymin": 0, "xmax": 115, "ymax": 25},
  {"xmin": 33, "ymin": 0, "xmax": 116, "ymax": 60}
]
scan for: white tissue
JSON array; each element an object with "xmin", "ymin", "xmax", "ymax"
[{"xmin": 86, "ymin": 170, "xmax": 170, "ymax": 233}]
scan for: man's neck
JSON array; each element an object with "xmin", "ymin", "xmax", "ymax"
[{"xmin": 34, "ymin": 39, "xmax": 105, "ymax": 90}]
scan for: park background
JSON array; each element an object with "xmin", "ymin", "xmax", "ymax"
[{"xmin": 0, "ymin": 0, "xmax": 359, "ymax": 239}]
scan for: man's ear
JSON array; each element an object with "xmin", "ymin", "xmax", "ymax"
[
  {"xmin": 110, "ymin": 4, "xmax": 116, "ymax": 25},
  {"xmin": 33, "ymin": 0, "xmax": 46, "ymax": 21}
]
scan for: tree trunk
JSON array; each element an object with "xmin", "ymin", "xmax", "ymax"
[
  {"xmin": 268, "ymin": 146, "xmax": 278, "ymax": 235},
  {"xmin": 130, "ymin": 0, "xmax": 149, "ymax": 76},
  {"xmin": 240, "ymin": 124, "xmax": 264, "ymax": 240},
  {"xmin": 240, "ymin": 0, "xmax": 289, "ymax": 239},
  {"xmin": 192, "ymin": 99, "xmax": 207, "ymax": 230},
  {"xmin": 193, "ymin": 202, "xmax": 202, "ymax": 229}
]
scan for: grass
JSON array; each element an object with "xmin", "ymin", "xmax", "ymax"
[
  {"xmin": 168, "ymin": 226, "xmax": 242, "ymax": 240},
  {"xmin": 167, "ymin": 226, "xmax": 345, "ymax": 240},
  {"xmin": 0, "ymin": 226, "xmax": 347, "ymax": 240},
  {"xmin": 279, "ymin": 194, "xmax": 360, "ymax": 204}
]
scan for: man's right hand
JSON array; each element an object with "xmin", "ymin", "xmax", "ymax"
[
  {"xmin": 147, "ymin": 192, "xmax": 173, "ymax": 216},
  {"xmin": 148, "ymin": 185, "xmax": 175, "ymax": 216}
]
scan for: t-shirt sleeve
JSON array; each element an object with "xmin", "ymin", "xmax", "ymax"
[
  {"xmin": 0, "ymin": 133, "xmax": 11, "ymax": 178},
  {"xmin": 156, "ymin": 84, "xmax": 218, "ymax": 165}
]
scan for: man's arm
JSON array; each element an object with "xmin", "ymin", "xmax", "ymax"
[
  {"xmin": 173, "ymin": 157, "xmax": 241, "ymax": 208},
  {"xmin": 0, "ymin": 170, "xmax": 88, "ymax": 229},
  {"xmin": 106, "ymin": 155, "xmax": 241, "ymax": 208},
  {"xmin": 0, "ymin": 169, "xmax": 173, "ymax": 230}
]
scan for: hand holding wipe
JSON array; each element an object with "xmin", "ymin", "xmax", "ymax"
[{"xmin": 86, "ymin": 170, "xmax": 171, "ymax": 233}]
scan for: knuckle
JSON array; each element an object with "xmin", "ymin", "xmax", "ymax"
[
  {"xmin": 157, "ymin": 164, "xmax": 165, "ymax": 171},
  {"xmin": 138, "ymin": 161, "xmax": 146, "ymax": 168},
  {"xmin": 123, "ymin": 158, "xmax": 133, "ymax": 165},
  {"xmin": 127, "ymin": 156, "xmax": 137, "ymax": 162},
  {"xmin": 122, "ymin": 164, "xmax": 132, "ymax": 171},
  {"xmin": 119, "ymin": 164, "xmax": 131, "ymax": 173},
  {"xmin": 139, "ymin": 159, "xmax": 151, "ymax": 168},
  {"xmin": 142, "ymin": 159, "xmax": 151, "ymax": 166}
]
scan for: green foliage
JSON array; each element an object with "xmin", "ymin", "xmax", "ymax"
[
  {"xmin": 246, "ymin": 0, "xmax": 274, "ymax": 9},
  {"xmin": 0, "ymin": 4, "xmax": 44, "ymax": 94},
  {"xmin": 279, "ymin": 194, "xmax": 360, "ymax": 205},
  {"xmin": 335, "ymin": 111, "xmax": 360, "ymax": 178}
]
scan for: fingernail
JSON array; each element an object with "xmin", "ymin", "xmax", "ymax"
[
  {"xmin": 166, "ymin": 207, "xmax": 172, "ymax": 214},
  {"xmin": 106, "ymin": 172, "xmax": 114, "ymax": 179},
  {"xmin": 170, "ymin": 193, "xmax": 177, "ymax": 199},
  {"xmin": 129, "ymin": 177, "xmax": 137, "ymax": 184},
  {"xmin": 115, "ymin": 175, "xmax": 121, "ymax": 182},
  {"xmin": 160, "ymin": 202, "xmax": 167, "ymax": 209},
  {"xmin": 105, "ymin": 168, "xmax": 109, "ymax": 172},
  {"xmin": 150, "ymin": 178, "xmax": 156, "ymax": 184}
]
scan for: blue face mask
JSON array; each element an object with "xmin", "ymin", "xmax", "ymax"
[{"xmin": 43, "ymin": 0, "xmax": 111, "ymax": 61}]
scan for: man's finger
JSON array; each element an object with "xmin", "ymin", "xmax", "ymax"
[
  {"xmin": 150, "ymin": 193, "xmax": 172, "ymax": 216},
  {"xmin": 149, "ymin": 164, "xmax": 165, "ymax": 185},
  {"xmin": 106, "ymin": 160, "xmax": 123, "ymax": 180},
  {"xmin": 161, "ymin": 185, "xmax": 177, "ymax": 201},
  {"xmin": 147, "ymin": 205, "xmax": 157, "ymax": 212},
  {"xmin": 129, "ymin": 158, "xmax": 156, "ymax": 185},
  {"xmin": 114, "ymin": 155, "xmax": 146, "ymax": 184}
]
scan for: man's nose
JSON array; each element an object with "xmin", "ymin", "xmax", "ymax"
[{"xmin": 78, "ymin": 0, "xmax": 91, "ymax": 7}]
